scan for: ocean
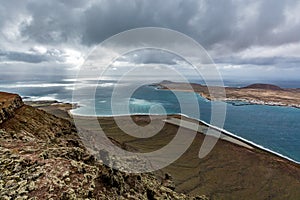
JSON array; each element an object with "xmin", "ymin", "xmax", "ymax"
[{"xmin": 1, "ymin": 76, "xmax": 299, "ymax": 163}]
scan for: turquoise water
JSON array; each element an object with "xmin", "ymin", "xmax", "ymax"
[
  {"xmin": 1, "ymin": 80, "xmax": 299, "ymax": 163},
  {"xmin": 224, "ymin": 102, "xmax": 300, "ymax": 162},
  {"xmin": 71, "ymin": 84, "xmax": 300, "ymax": 163}
]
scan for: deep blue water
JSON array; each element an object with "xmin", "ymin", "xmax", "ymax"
[{"xmin": 0, "ymin": 79, "xmax": 299, "ymax": 163}]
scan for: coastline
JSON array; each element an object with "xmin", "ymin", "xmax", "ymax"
[
  {"xmin": 23, "ymin": 99, "xmax": 300, "ymax": 198},
  {"xmin": 26, "ymin": 99, "xmax": 300, "ymax": 165},
  {"xmin": 224, "ymin": 98, "xmax": 300, "ymax": 109},
  {"xmin": 67, "ymin": 109, "xmax": 300, "ymax": 198},
  {"xmin": 156, "ymin": 82, "xmax": 300, "ymax": 109},
  {"xmin": 177, "ymin": 113, "xmax": 300, "ymax": 165},
  {"xmin": 168, "ymin": 88, "xmax": 300, "ymax": 109},
  {"xmin": 75, "ymin": 112, "xmax": 300, "ymax": 165}
]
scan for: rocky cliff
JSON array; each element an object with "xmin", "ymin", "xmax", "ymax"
[
  {"xmin": 0, "ymin": 92, "xmax": 24, "ymax": 124},
  {"xmin": 0, "ymin": 92, "xmax": 206, "ymax": 199}
]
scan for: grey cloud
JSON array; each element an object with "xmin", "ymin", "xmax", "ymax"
[
  {"xmin": 119, "ymin": 49, "xmax": 184, "ymax": 65},
  {"xmin": 0, "ymin": 49, "xmax": 66, "ymax": 63},
  {"xmin": 0, "ymin": 0, "xmax": 300, "ymax": 65},
  {"xmin": 79, "ymin": 0, "xmax": 237, "ymax": 48},
  {"xmin": 215, "ymin": 56, "xmax": 300, "ymax": 68},
  {"xmin": 81, "ymin": 0, "xmax": 200, "ymax": 45},
  {"xmin": 231, "ymin": 0, "xmax": 289, "ymax": 50},
  {"xmin": 15, "ymin": 0, "xmax": 300, "ymax": 52},
  {"xmin": 20, "ymin": 0, "xmax": 83, "ymax": 44}
]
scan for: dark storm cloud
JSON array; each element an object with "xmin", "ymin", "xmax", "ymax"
[
  {"xmin": 80, "ymin": 0, "xmax": 201, "ymax": 45},
  {"xmin": 20, "ymin": 0, "xmax": 84, "ymax": 44},
  {"xmin": 1, "ymin": 0, "xmax": 300, "ymax": 72},
  {"xmin": 11, "ymin": 0, "xmax": 299, "ymax": 51}
]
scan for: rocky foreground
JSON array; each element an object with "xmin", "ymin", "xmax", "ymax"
[
  {"xmin": 157, "ymin": 81, "xmax": 300, "ymax": 108},
  {"xmin": 0, "ymin": 92, "xmax": 207, "ymax": 199}
]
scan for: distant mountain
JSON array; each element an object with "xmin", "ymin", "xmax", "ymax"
[{"xmin": 243, "ymin": 83, "xmax": 283, "ymax": 90}]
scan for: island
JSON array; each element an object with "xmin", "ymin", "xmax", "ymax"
[{"xmin": 156, "ymin": 81, "xmax": 300, "ymax": 108}]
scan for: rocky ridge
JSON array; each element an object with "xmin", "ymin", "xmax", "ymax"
[
  {"xmin": 0, "ymin": 92, "xmax": 24, "ymax": 124},
  {"xmin": 0, "ymin": 92, "xmax": 207, "ymax": 199}
]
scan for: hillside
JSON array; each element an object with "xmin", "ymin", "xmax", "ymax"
[
  {"xmin": 243, "ymin": 83, "xmax": 283, "ymax": 90},
  {"xmin": 0, "ymin": 92, "xmax": 205, "ymax": 199},
  {"xmin": 93, "ymin": 115, "xmax": 300, "ymax": 199}
]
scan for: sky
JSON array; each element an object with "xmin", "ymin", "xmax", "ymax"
[{"xmin": 1, "ymin": 0, "xmax": 300, "ymax": 82}]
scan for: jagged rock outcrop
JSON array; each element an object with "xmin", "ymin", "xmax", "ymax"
[
  {"xmin": 0, "ymin": 92, "xmax": 208, "ymax": 199},
  {"xmin": 0, "ymin": 92, "xmax": 23, "ymax": 124}
]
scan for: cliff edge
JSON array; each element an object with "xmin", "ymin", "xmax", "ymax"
[
  {"xmin": 0, "ymin": 92, "xmax": 206, "ymax": 199},
  {"xmin": 0, "ymin": 92, "xmax": 24, "ymax": 124}
]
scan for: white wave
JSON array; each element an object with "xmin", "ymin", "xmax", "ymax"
[
  {"xmin": 62, "ymin": 78, "xmax": 78, "ymax": 82},
  {"xmin": 0, "ymin": 82, "xmax": 116, "ymax": 91},
  {"xmin": 0, "ymin": 83, "xmax": 75, "ymax": 88},
  {"xmin": 98, "ymin": 83, "xmax": 115, "ymax": 87},
  {"xmin": 129, "ymin": 98, "xmax": 154, "ymax": 106},
  {"xmin": 23, "ymin": 95, "xmax": 58, "ymax": 101}
]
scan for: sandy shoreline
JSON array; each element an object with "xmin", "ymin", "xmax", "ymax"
[
  {"xmin": 25, "ymin": 99, "xmax": 300, "ymax": 165},
  {"xmin": 169, "ymin": 114, "xmax": 300, "ymax": 165},
  {"xmin": 24, "ymin": 99, "xmax": 300, "ymax": 198},
  {"xmin": 68, "ymin": 114, "xmax": 300, "ymax": 198}
]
